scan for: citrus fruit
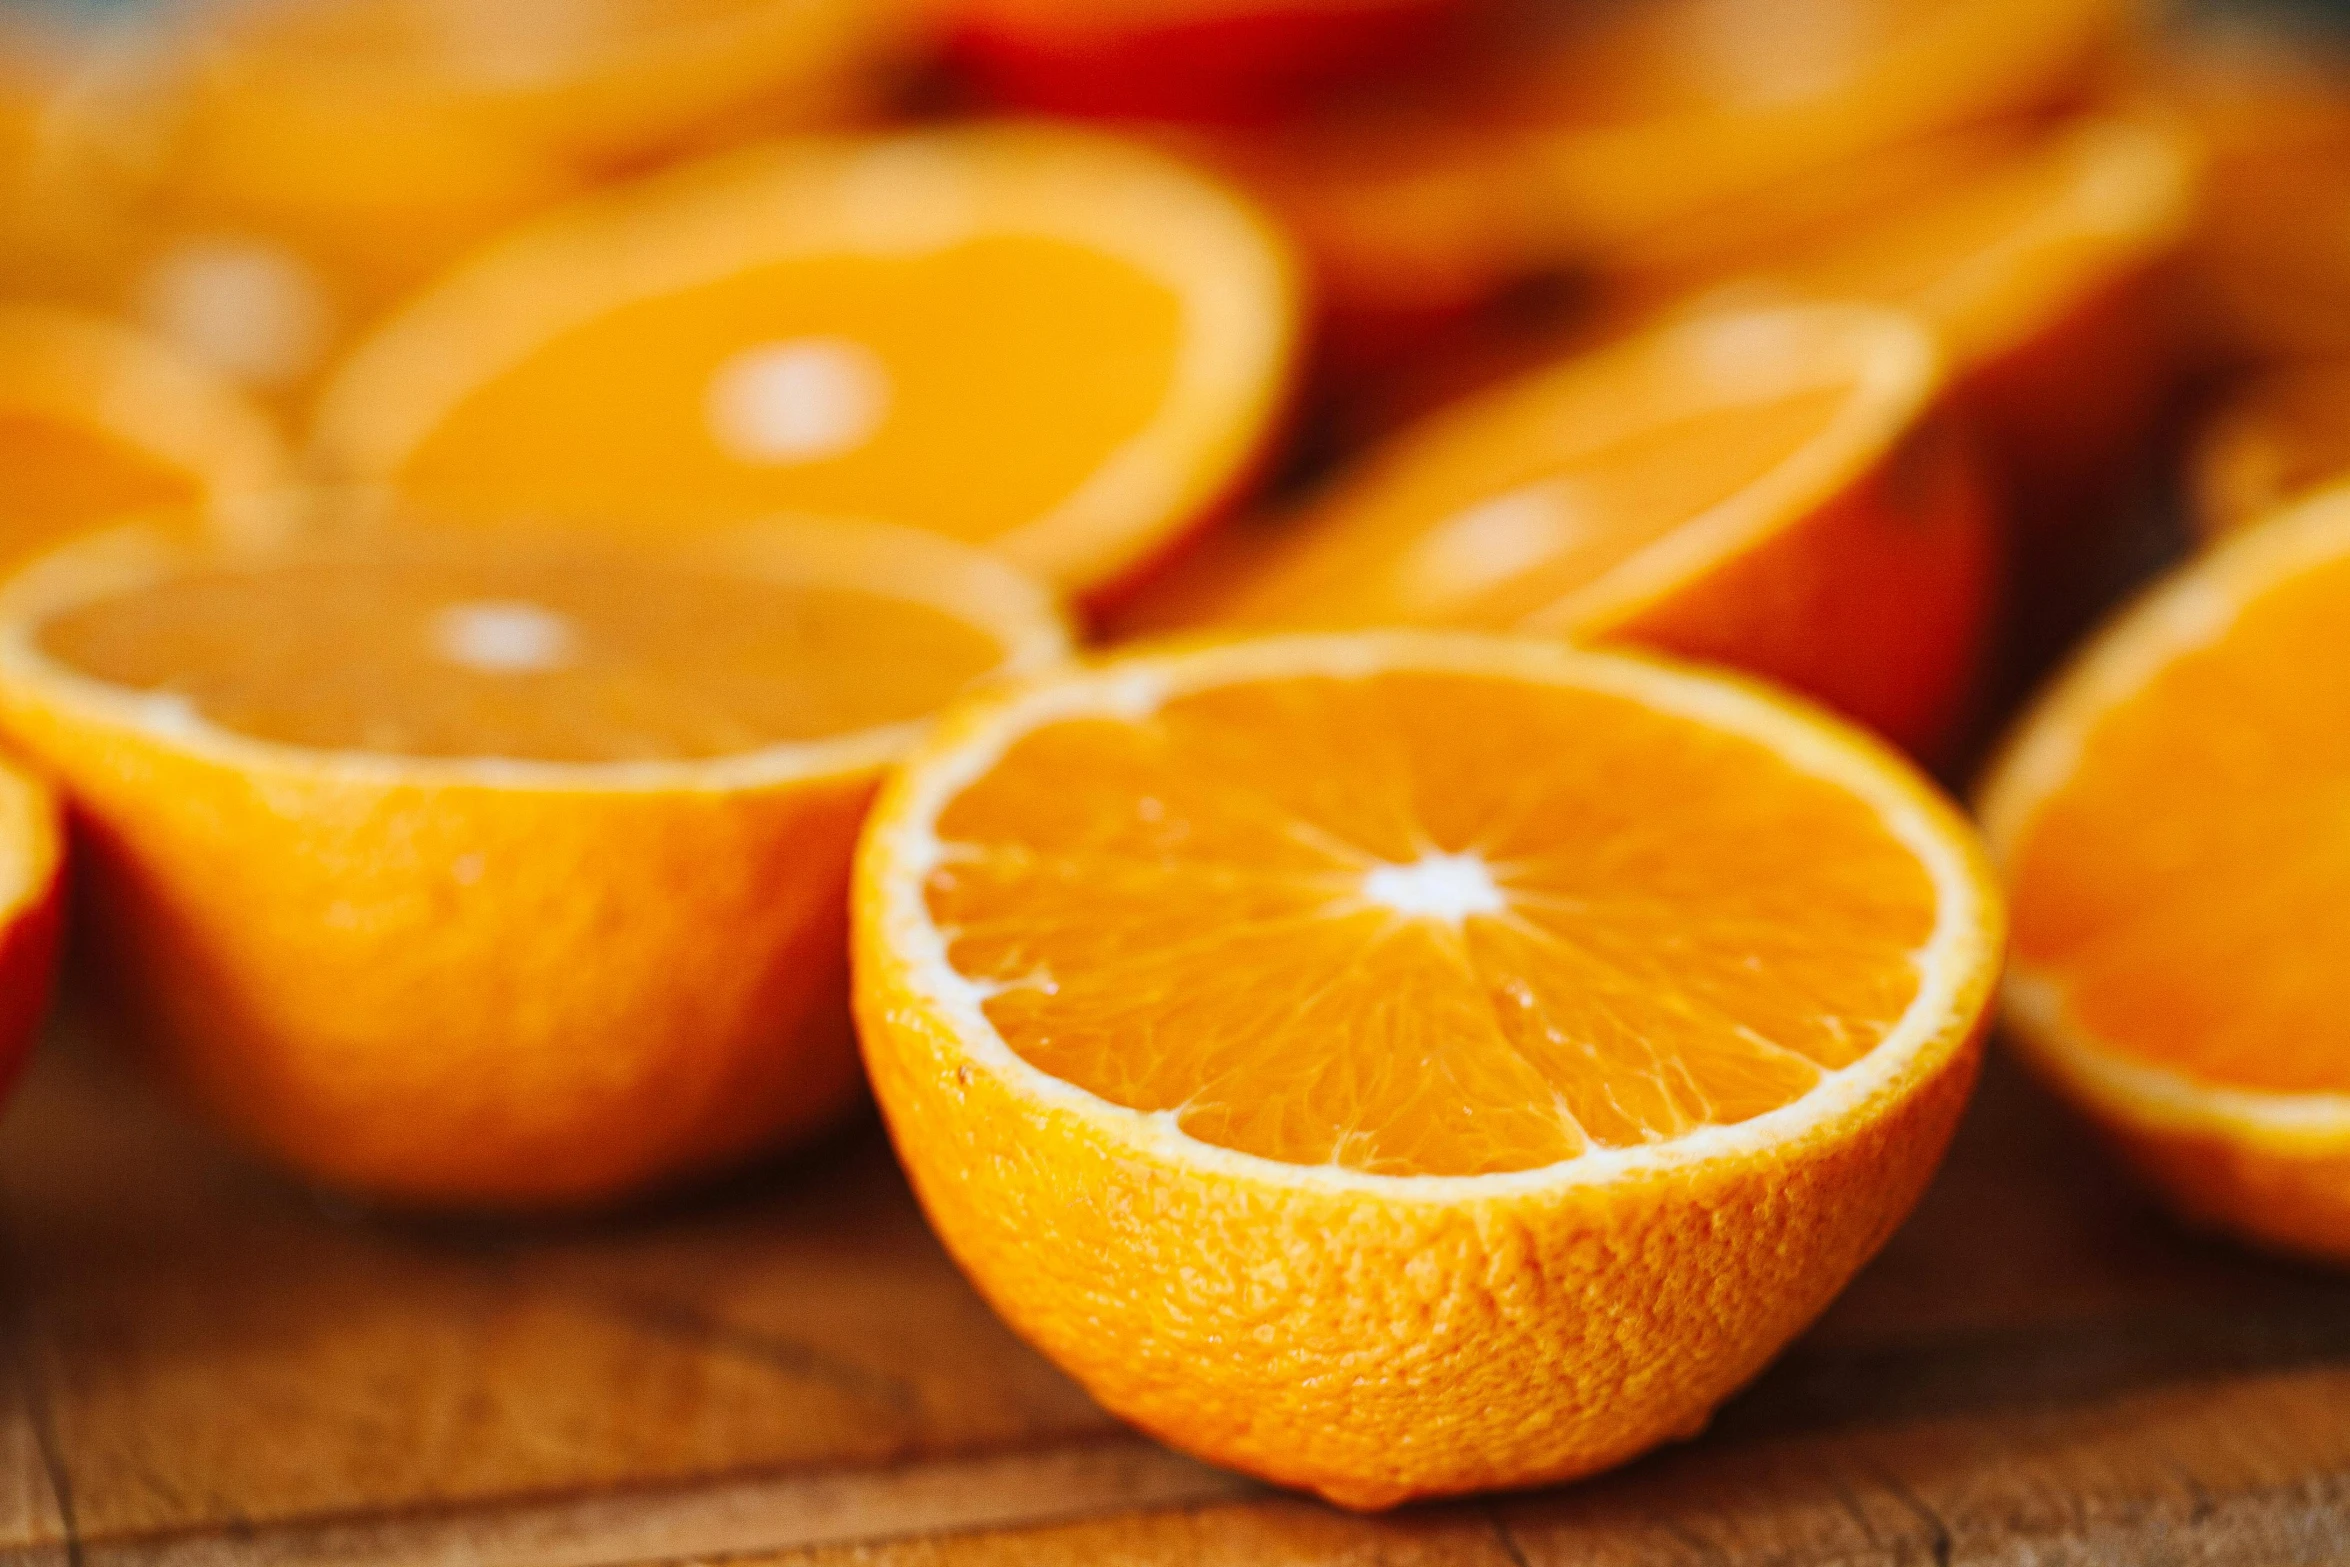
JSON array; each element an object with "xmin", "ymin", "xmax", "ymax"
[
  {"xmin": 944, "ymin": 0, "xmax": 1476, "ymax": 122},
  {"xmin": 1979, "ymin": 486, "xmax": 2350, "ymax": 1263},
  {"xmin": 310, "ymin": 124, "xmax": 1302, "ymax": 611},
  {"xmin": 2190, "ymin": 362, "xmax": 2350, "ymax": 540},
  {"xmin": 1198, "ymin": 0, "xmax": 2133, "ymax": 357},
  {"xmin": 0, "ymin": 303, "xmax": 288, "ymax": 570},
  {"xmin": 0, "ymin": 511, "xmax": 1068, "ymax": 1208},
  {"xmin": 16, "ymin": 0, "xmax": 911, "ymax": 400},
  {"xmin": 1157, "ymin": 305, "xmax": 1996, "ymax": 760},
  {"xmin": 0, "ymin": 754, "xmax": 65, "ymax": 1109},
  {"xmin": 854, "ymin": 630, "xmax": 2004, "ymax": 1506},
  {"xmin": 1608, "ymin": 116, "xmax": 2197, "ymax": 522}
]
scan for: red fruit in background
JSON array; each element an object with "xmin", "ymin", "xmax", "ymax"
[
  {"xmin": 944, "ymin": 0, "xmax": 1480, "ymax": 122},
  {"xmin": 0, "ymin": 763, "xmax": 63, "ymax": 1108}
]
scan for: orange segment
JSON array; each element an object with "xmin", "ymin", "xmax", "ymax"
[
  {"xmin": 1160, "ymin": 305, "xmax": 1995, "ymax": 756},
  {"xmin": 856, "ymin": 631, "xmax": 2001, "ymax": 1505},
  {"xmin": 0, "ymin": 511, "xmax": 1069, "ymax": 1207},
  {"xmin": 0, "ymin": 305, "xmax": 288, "ymax": 569},
  {"xmin": 1981, "ymin": 486, "xmax": 2350, "ymax": 1261},
  {"xmin": 2190, "ymin": 363, "xmax": 2350, "ymax": 539},
  {"xmin": 311, "ymin": 125, "xmax": 1302, "ymax": 605}
]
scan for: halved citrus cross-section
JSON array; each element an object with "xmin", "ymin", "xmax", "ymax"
[
  {"xmin": 311, "ymin": 124, "xmax": 1302, "ymax": 607},
  {"xmin": 0, "ymin": 304, "xmax": 287, "ymax": 570},
  {"xmin": 2191, "ymin": 363, "xmax": 2350, "ymax": 539},
  {"xmin": 855, "ymin": 631, "xmax": 2003, "ymax": 1506},
  {"xmin": 1611, "ymin": 117, "xmax": 2196, "ymax": 522},
  {"xmin": 1981, "ymin": 487, "xmax": 2350, "ymax": 1263},
  {"xmin": 1173, "ymin": 305, "xmax": 1993, "ymax": 758},
  {"xmin": 0, "ymin": 510, "xmax": 1068, "ymax": 1207}
]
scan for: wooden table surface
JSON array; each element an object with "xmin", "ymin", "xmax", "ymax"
[{"xmin": 1, "ymin": 1005, "xmax": 2346, "ymax": 1567}]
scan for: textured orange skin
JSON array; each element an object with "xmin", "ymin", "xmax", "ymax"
[
  {"xmin": 3, "ymin": 692, "xmax": 875, "ymax": 1209},
  {"xmin": 946, "ymin": 0, "xmax": 1471, "ymax": 123},
  {"xmin": 1583, "ymin": 411, "xmax": 2001, "ymax": 768},
  {"xmin": 856, "ymin": 889, "xmax": 1986, "ymax": 1508}
]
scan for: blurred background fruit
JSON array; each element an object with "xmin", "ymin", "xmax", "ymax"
[
  {"xmin": 309, "ymin": 124, "xmax": 1303, "ymax": 613},
  {"xmin": 2190, "ymin": 357, "xmax": 2350, "ymax": 535},
  {"xmin": 0, "ymin": 302, "xmax": 287, "ymax": 568},
  {"xmin": 1125, "ymin": 305, "xmax": 1996, "ymax": 760},
  {"xmin": 0, "ymin": 756, "xmax": 63, "ymax": 1109}
]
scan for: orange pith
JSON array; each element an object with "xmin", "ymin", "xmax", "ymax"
[
  {"xmin": 0, "ymin": 306, "xmax": 288, "ymax": 568},
  {"xmin": 37, "ymin": 538, "xmax": 1010, "ymax": 764},
  {"xmin": 1166, "ymin": 305, "xmax": 1993, "ymax": 756},
  {"xmin": 856, "ymin": 632, "xmax": 2003, "ymax": 1505},
  {"xmin": 2192, "ymin": 363, "xmax": 2350, "ymax": 538},
  {"xmin": 1981, "ymin": 487, "xmax": 2350, "ymax": 1260},
  {"xmin": 0, "ymin": 513, "xmax": 1069, "ymax": 1207},
  {"xmin": 925, "ymin": 664, "xmax": 1937, "ymax": 1176},
  {"xmin": 311, "ymin": 125, "xmax": 1302, "ymax": 603}
]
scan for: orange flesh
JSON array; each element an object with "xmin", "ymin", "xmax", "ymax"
[
  {"xmin": 0, "ymin": 416, "xmax": 205, "ymax": 567},
  {"xmin": 1224, "ymin": 383, "xmax": 1851, "ymax": 628},
  {"xmin": 926, "ymin": 669, "xmax": 1937, "ymax": 1176},
  {"xmin": 2008, "ymin": 553, "xmax": 2350, "ymax": 1095},
  {"xmin": 40, "ymin": 546, "xmax": 1006, "ymax": 763},
  {"xmin": 392, "ymin": 237, "xmax": 1186, "ymax": 543}
]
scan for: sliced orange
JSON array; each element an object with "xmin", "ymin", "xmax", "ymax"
[
  {"xmin": 1612, "ymin": 117, "xmax": 2194, "ymax": 514},
  {"xmin": 0, "ymin": 304, "xmax": 288, "ymax": 570},
  {"xmin": 0, "ymin": 510, "xmax": 1068, "ymax": 1207},
  {"xmin": 1151, "ymin": 305, "xmax": 1996, "ymax": 759},
  {"xmin": 1195, "ymin": 0, "xmax": 2134, "ymax": 353},
  {"xmin": 310, "ymin": 124, "xmax": 1302, "ymax": 609},
  {"xmin": 855, "ymin": 630, "xmax": 2003, "ymax": 1506},
  {"xmin": 1981, "ymin": 484, "xmax": 2350, "ymax": 1263},
  {"xmin": 2190, "ymin": 362, "xmax": 2350, "ymax": 539}
]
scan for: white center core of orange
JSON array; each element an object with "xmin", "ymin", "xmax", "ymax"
[
  {"xmin": 432, "ymin": 601, "xmax": 577, "ymax": 674},
  {"xmin": 707, "ymin": 338, "xmax": 890, "ymax": 464},
  {"xmin": 1411, "ymin": 482, "xmax": 1590, "ymax": 604},
  {"xmin": 139, "ymin": 238, "xmax": 330, "ymax": 389},
  {"xmin": 1363, "ymin": 852, "xmax": 1505, "ymax": 924}
]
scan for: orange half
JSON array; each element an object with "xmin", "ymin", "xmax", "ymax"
[
  {"xmin": 311, "ymin": 124, "xmax": 1303, "ymax": 607},
  {"xmin": 1171, "ymin": 305, "xmax": 1995, "ymax": 756},
  {"xmin": 1981, "ymin": 484, "xmax": 2350, "ymax": 1261},
  {"xmin": 0, "ymin": 512, "xmax": 1068, "ymax": 1206},
  {"xmin": 0, "ymin": 304, "xmax": 288, "ymax": 569},
  {"xmin": 856, "ymin": 630, "xmax": 2002, "ymax": 1503}
]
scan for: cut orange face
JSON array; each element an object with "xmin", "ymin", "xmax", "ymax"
[
  {"xmin": 1981, "ymin": 485, "xmax": 2350, "ymax": 1263},
  {"xmin": 2191, "ymin": 362, "xmax": 2350, "ymax": 539},
  {"xmin": 0, "ymin": 305, "xmax": 288, "ymax": 570},
  {"xmin": 0, "ymin": 511, "xmax": 1068, "ymax": 1207},
  {"xmin": 855, "ymin": 631, "xmax": 2003, "ymax": 1505},
  {"xmin": 311, "ymin": 125, "xmax": 1303, "ymax": 608},
  {"xmin": 1156, "ymin": 305, "xmax": 1996, "ymax": 758}
]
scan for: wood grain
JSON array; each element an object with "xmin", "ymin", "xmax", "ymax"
[{"xmin": 0, "ymin": 1005, "xmax": 2346, "ymax": 1567}]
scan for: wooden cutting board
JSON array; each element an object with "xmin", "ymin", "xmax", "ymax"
[{"xmin": 1, "ymin": 1005, "xmax": 2346, "ymax": 1567}]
